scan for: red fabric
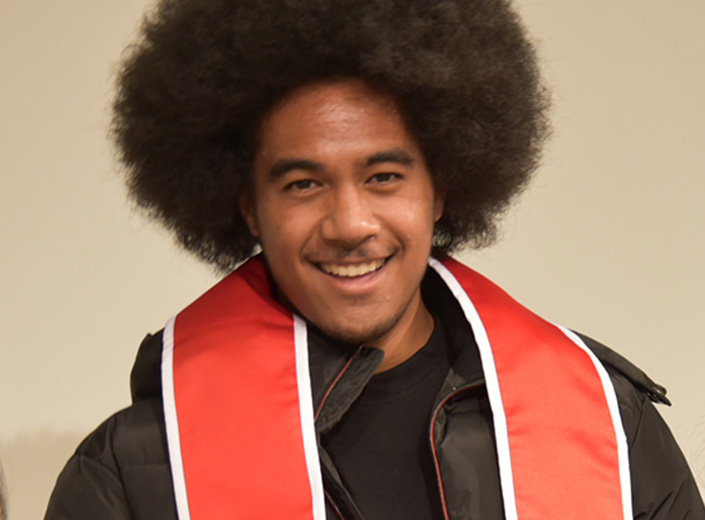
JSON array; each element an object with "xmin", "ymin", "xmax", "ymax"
[
  {"xmin": 172, "ymin": 258, "xmax": 315, "ymax": 519},
  {"xmin": 442, "ymin": 258, "xmax": 623, "ymax": 519}
]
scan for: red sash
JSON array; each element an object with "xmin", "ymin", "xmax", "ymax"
[
  {"xmin": 162, "ymin": 258, "xmax": 324, "ymax": 520},
  {"xmin": 162, "ymin": 256, "xmax": 631, "ymax": 519}
]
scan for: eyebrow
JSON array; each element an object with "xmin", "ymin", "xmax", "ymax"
[
  {"xmin": 269, "ymin": 158, "xmax": 323, "ymax": 180},
  {"xmin": 267, "ymin": 148, "xmax": 416, "ymax": 180},
  {"xmin": 364, "ymin": 149, "xmax": 415, "ymax": 168}
]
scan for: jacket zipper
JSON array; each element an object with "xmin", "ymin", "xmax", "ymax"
[
  {"xmin": 315, "ymin": 346, "xmax": 364, "ymax": 520},
  {"xmin": 429, "ymin": 382, "xmax": 483, "ymax": 520},
  {"xmin": 325, "ymin": 489, "xmax": 346, "ymax": 520}
]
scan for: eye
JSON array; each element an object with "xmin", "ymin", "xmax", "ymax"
[
  {"xmin": 284, "ymin": 179, "xmax": 319, "ymax": 192},
  {"xmin": 367, "ymin": 172, "xmax": 401, "ymax": 184}
]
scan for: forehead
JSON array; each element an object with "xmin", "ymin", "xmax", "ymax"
[{"xmin": 255, "ymin": 80, "xmax": 423, "ymax": 162}]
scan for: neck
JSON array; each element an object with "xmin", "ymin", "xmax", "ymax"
[{"xmin": 367, "ymin": 290, "xmax": 435, "ymax": 373}]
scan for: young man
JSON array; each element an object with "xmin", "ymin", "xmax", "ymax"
[{"xmin": 46, "ymin": 0, "xmax": 704, "ymax": 519}]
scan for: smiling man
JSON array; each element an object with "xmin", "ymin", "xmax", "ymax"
[{"xmin": 45, "ymin": 1, "xmax": 704, "ymax": 519}]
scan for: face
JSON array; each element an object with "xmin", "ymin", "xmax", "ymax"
[{"xmin": 242, "ymin": 80, "xmax": 443, "ymax": 346}]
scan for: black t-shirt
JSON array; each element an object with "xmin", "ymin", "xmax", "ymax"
[{"xmin": 322, "ymin": 316, "xmax": 452, "ymax": 520}]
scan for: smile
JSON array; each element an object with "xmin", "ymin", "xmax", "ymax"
[{"xmin": 318, "ymin": 259, "xmax": 386, "ymax": 278}]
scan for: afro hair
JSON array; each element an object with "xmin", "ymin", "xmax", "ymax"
[{"xmin": 113, "ymin": 0, "xmax": 550, "ymax": 271}]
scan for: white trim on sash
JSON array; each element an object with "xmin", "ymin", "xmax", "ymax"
[
  {"xmin": 162, "ymin": 315, "xmax": 192, "ymax": 520},
  {"xmin": 557, "ymin": 326, "xmax": 633, "ymax": 520},
  {"xmin": 428, "ymin": 258, "xmax": 519, "ymax": 520},
  {"xmin": 293, "ymin": 315, "xmax": 326, "ymax": 520}
]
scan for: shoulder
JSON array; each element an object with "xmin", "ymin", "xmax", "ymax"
[
  {"xmin": 75, "ymin": 396, "xmax": 169, "ymax": 469},
  {"xmin": 65, "ymin": 396, "xmax": 169, "ymax": 493},
  {"xmin": 72, "ymin": 328, "xmax": 169, "ymax": 473},
  {"xmin": 578, "ymin": 332, "xmax": 669, "ymax": 405},
  {"xmin": 577, "ymin": 334, "xmax": 705, "ymax": 518},
  {"xmin": 46, "ymin": 398, "xmax": 174, "ymax": 518},
  {"xmin": 576, "ymin": 332, "xmax": 669, "ymax": 442}
]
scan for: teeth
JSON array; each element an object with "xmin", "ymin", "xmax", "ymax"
[{"xmin": 319, "ymin": 259, "xmax": 385, "ymax": 277}]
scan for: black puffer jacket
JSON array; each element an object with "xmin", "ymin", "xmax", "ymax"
[{"xmin": 45, "ymin": 271, "xmax": 705, "ymax": 519}]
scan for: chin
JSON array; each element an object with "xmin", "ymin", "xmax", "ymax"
[{"xmin": 316, "ymin": 315, "xmax": 399, "ymax": 348}]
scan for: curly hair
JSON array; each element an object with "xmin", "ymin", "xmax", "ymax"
[{"xmin": 113, "ymin": 0, "xmax": 550, "ymax": 271}]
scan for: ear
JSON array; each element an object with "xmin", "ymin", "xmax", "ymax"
[
  {"xmin": 433, "ymin": 187, "xmax": 445, "ymax": 223},
  {"xmin": 238, "ymin": 193, "xmax": 260, "ymax": 238}
]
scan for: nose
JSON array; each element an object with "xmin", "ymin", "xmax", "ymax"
[{"xmin": 320, "ymin": 185, "xmax": 380, "ymax": 247}]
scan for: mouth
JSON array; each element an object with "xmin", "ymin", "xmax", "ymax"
[{"xmin": 317, "ymin": 258, "xmax": 387, "ymax": 278}]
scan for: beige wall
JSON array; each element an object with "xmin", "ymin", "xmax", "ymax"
[{"xmin": 1, "ymin": 1, "xmax": 703, "ymax": 518}]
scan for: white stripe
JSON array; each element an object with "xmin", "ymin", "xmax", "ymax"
[
  {"xmin": 428, "ymin": 258, "xmax": 519, "ymax": 520},
  {"xmin": 161, "ymin": 316, "xmax": 192, "ymax": 520},
  {"xmin": 293, "ymin": 315, "xmax": 326, "ymax": 520},
  {"xmin": 557, "ymin": 326, "xmax": 633, "ymax": 520}
]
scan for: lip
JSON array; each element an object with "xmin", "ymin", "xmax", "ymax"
[
  {"xmin": 317, "ymin": 258, "xmax": 386, "ymax": 278},
  {"xmin": 308, "ymin": 255, "xmax": 392, "ymax": 294}
]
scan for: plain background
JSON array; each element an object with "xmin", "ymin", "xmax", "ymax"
[{"xmin": 1, "ymin": 1, "xmax": 703, "ymax": 518}]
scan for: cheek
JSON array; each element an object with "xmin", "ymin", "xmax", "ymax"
[
  {"xmin": 256, "ymin": 202, "xmax": 320, "ymax": 255},
  {"xmin": 388, "ymin": 196, "xmax": 438, "ymax": 236}
]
